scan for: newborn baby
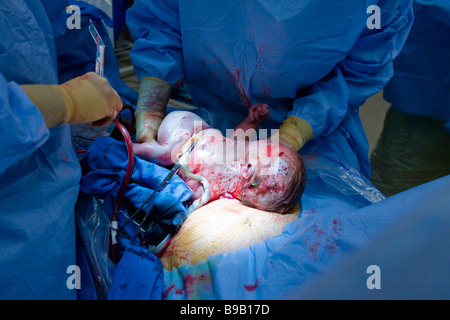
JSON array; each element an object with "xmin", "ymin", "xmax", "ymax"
[{"xmin": 134, "ymin": 104, "xmax": 306, "ymax": 214}]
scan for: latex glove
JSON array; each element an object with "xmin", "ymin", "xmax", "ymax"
[
  {"xmin": 135, "ymin": 77, "xmax": 171, "ymax": 143},
  {"xmin": 21, "ymin": 72, "xmax": 122, "ymax": 128},
  {"xmin": 271, "ymin": 116, "xmax": 314, "ymax": 152}
]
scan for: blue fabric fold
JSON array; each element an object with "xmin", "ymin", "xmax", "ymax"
[{"xmin": 108, "ymin": 246, "xmax": 164, "ymax": 300}]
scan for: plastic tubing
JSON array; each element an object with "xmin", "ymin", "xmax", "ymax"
[
  {"xmin": 109, "ymin": 104, "xmax": 135, "ymax": 262},
  {"xmin": 113, "ymin": 104, "xmax": 135, "ymax": 214}
]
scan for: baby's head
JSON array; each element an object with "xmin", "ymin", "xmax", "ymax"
[{"xmin": 236, "ymin": 141, "xmax": 306, "ymax": 214}]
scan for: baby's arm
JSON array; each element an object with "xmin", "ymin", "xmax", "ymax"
[
  {"xmin": 231, "ymin": 103, "xmax": 270, "ymax": 140},
  {"xmin": 133, "ymin": 141, "xmax": 174, "ymax": 166}
]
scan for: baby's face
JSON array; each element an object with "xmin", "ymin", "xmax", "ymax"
[
  {"xmin": 239, "ymin": 163, "xmax": 289, "ymax": 212},
  {"xmin": 237, "ymin": 141, "xmax": 304, "ymax": 213}
]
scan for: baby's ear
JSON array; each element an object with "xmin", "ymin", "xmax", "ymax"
[{"xmin": 240, "ymin": 163, "xmax": 255, "ymax": 179}]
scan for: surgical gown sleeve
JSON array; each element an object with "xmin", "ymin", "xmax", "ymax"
[
  {"xmin": 291, "ymin": 1, "xmax": 414, "ymax": 138},
  {"xmin": 126, "ymin": 0, "xmax": 184, "ymax": 85},
  {"xmin": 0, "ymin": 74, "xmax": 49, "ymax": 175},
  {"xmin": 414, "ymin": 0, "xmax": 450, "ymax": 27}
]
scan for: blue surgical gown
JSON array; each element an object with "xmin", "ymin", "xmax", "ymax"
[
  {"xmin": 383, "ymin": 0, "xmax": 450, "ymax": 121},
  {"xmin": 127, "ymin": 0, "xmax": 414, "ymax": 178},
  {"xmin": 0, "ymin": 0, "xmax": 80, "ymax": 299}
]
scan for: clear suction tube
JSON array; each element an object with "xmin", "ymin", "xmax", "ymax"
[{"xmin": 88, "ymin": 19, "xmax": 105, "ymax": 77}]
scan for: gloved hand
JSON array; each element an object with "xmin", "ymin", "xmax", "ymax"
[
  {"xmin": 271, "ymin": 116, "xmax": 314, "ymax": 152},
  {"xmin": 135, "ymin": 77, "xmax": 171, "ymax": 143},
  {"xmin": 21, "ymin": 72, "xmax": 123, "ymax": 128}
]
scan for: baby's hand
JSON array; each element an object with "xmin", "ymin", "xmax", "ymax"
[{"xmin": 249, "ymin": 103, "xmax": 270, "ymax": 123}]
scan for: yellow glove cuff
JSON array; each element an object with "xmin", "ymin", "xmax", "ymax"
[
  {"xmin": 58, "ymin": 78, "xmax": 109, "ymax": 124},
  {"xmin": 141, "ymin": 76, "xmax": 171, "ymax": 87},
  {"xmin": 136, "ymin": 77, "xmax": 171, "ymax": 115},
  {"xmin": 278, "ymin": 116, "xmax": 314, "ymax": 152},
  {"xmin": 22, "ymin": 73, "xmax": 121, "ymax": 128},
  {"xmin": 135, "ymin": 77, "xmax": 171, "ymax": 142},
  {"xmin": 21, "ymin": 84, "xmax": 68, "ymax": 127},
  {"xmin": 22, "ymin": 79, "xmax": 110, "ymax": 127}
]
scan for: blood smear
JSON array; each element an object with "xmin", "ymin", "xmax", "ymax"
[
  {"xmin": 231, "ymin": 66, "xmax": 252, "ymax": 108},
  {"xmin": 244, "ymin": 280, "xmax": 258, "ymax": 292}
]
